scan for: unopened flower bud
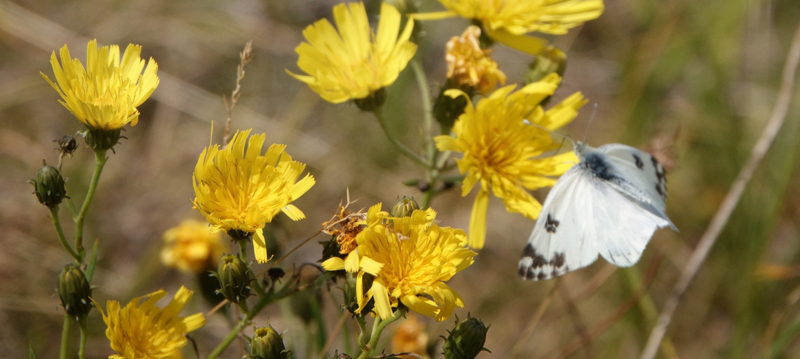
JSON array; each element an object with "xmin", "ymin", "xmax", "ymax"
[
  {"xmin": 58, "ymin": 264, "xmax": 93, "ymax": 320},
  {"xmin": 433, "ymin": 79, "xmax": 475, "ymax": 134},
  {"xmin": 443, "ymin": 316, "xmax": 490, "ymax": 359},
  {"xmin": 55, "ymin": 135, "xmax": 79, "ymax": 157},
  {"xmin": 391, "ymin": 196, "xmax": 420, "ymax": 218},
  {"xmin": 525, "ymin": 46, "xmax": 567, "ymax": 85},
  {"xmin": 248, "ymin": 324, "xmax": 292, "ymax": 359},
  {"xmin": 342, "ymin": 272, "xmax": 373, "ymax": 315},
  {"xmin": 212, "ymin": 254, "xmax": 253, "ymax": 304},
  {"xmin": 30, "ymin": 160, "xmax": 67, "ymax": 207},
  {"xmin": 83, "ymin": 127, "xmax": 122, "ymax": 151},
  {"xmin": 353, "ymin": 88, "xmax": 387, "ymax": 112}
]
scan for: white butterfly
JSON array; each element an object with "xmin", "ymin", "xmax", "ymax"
[{"xmin": 518, "ymin": 141, "xmax": 678, "ymax": 281}]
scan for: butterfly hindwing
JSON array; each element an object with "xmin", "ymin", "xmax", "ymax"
[{"xmin": 586, "ymin": 172, "xmax": 672, "ymax": 266}]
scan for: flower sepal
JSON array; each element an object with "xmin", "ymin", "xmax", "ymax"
[{"xmin": 82, "ymin": 126, "xmax": 122, "ymax": 152}]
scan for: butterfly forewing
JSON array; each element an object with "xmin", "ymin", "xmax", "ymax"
[
  {"xmin": 518, "ymin": 166, "xmax": 600, "ymax": 281},
  {"xmin": 598, "ymin": 144, "xmax": 675, "ymax": 229}
]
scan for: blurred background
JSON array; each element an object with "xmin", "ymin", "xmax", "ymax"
[{"xmin": 2, "ymin": 0, "xmax": 800, "ymax": 358}]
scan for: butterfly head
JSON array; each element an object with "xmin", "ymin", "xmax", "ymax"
[{"xmin": 572, "ymin": 141, "xmax": 589, "ymax": 160}]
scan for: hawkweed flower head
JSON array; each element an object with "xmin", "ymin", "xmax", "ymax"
[
  {"xmin": 41, "ymin": 39, "xmax": 159, "ymax": 131},
  {"xmin": 287, "ymin": 2, "xmax": 417, "ymax": 105},
  {"xmin": 445, "ymin": 26, "xmax": 506, "ymax": 96},
  {"xmin": 434, "ymin": 73, "xmax": 587, "ymax": 249},
  {"xmin": 434, "ymin": 0, "xmax": 604, "ymax": 36},
  {"xmin": 94, "ymin": 286, "xmax": 205, "ymax": 359},
  {"xmin": 192, "ymin": 129, "xmax": 315, "ymax": 263},
  {"xmin": 160, "ymin": 219, "xmax": 226, "ymax": 274},
  {"xmin": 322, "ymin": 204, "xmax": 476, "ymax": 322}
]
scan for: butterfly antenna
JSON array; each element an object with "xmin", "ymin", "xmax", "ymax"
[
  {"xmin": 523, "ymin": 119, "xmax": 574, "ymax": 143},
  {"xmin": 582, "ymin": 103, "xmax": 598, "ymax": 143}
]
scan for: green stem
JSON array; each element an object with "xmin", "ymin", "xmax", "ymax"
[
  {"xmin": 49, "ymin": 206, "xmax": 81, "ymax": 263},
  {"xmin": 411, "ymin": 58, "xmax": 440, "ymax": 209},
  {"xmin": 60, "ymin": 315, "xmax": 71, "ymax": 359},
  {"xmin": 356, "ymin": 308, "xmax": 407, "ymax": 359},
  {"xmin": 207, "ymin": 272, "xmax": 334, "ymax": 358},
  {"xmin": 372, "ymin": 108, "xmax": 428, "ymax": 168},
  {"xmin": 410, "ymin": 59, "xmax": 435, "ymax": 164},
  {"xmin": 238, "ymin": 238, "xmax": 248, "ymax": 263},
  {"xmin": 77, "ymin": 318, "xmax": 88, "ymax": 359},
  {"xmin": 74, "ymin": 150, "xmax": 108, "ymax": 261},
  {"xmin": 356, "ymin": 315, "xmax": 369, "ymax": 351}
]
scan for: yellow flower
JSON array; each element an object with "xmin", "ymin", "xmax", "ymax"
[
  {"xmin": 287, "ymin": 2, "xmax": 417, "ymax": 103},
  {"xmin": 94, "ymin": 286, "xmax": 205, "ymax": 359},
  {"xmin": 434, "ymin": 73, "xmax": 587, "ymax": 249},
  {"xmin": 161, "ymin": 219, "xmax": 226, "ymax": 274},
  {"xmin": 445, "ymin": 26, "xmax": 506, "ymax": 95},
  {"xmin": 41, "ymin": 39, "xmax": 159, "ymax": 130},
  {"xmin": 436, "ymin": 0, "xmax": 603, "ymax": 36},
  {"xmin": 414, "ymin": 0, "xmax": 603, "ymax": 55},
  {"xmin": 322, "ymin": 204, "xmax": 476, "ymax": 322},
  {"xmin": 193, "ymin": 129, "xmax": 315, "ymax": 263}
]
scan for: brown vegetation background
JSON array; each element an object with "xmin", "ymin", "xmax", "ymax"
[{"xmin": 2, "ymin": 0, "xmax": 800, "ymax": 358}]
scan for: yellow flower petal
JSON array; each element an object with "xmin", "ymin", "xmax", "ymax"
[
  {"xmin": 484, "ymin": 27, "xmax": 548, "ymax": 56},
  {"xmin": 322, "ymin": 257, "xmax": 346, "ymax": 271},
  {"xmin": 253, "ymin": 229, "xmax": 269, "ymax": 263},
  {"xmin": 345, "ymin": 250, "xmax": 361, "ymax": 273},
  {"xmin": 371, "ymin": 280, "xmax": 393, "ymax": 320},
  {"xmin": 468, "ymin": 189, "xmax": 490, "ymax": 249}
]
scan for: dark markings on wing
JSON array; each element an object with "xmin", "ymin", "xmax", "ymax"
[
  {"xmin": 518, "ymin": 243, "xmax": 567, "ymax": 280},
  {"xmin": 650, "ymin": 155, "xmax": 668, "ymax": 199},
  {"xmin": 545, "ymin": 214, "xmax": 560, "ymax": 233},
  {"xmin": 633, "ymin": 153, "xmax": 644, "ymax": 169}
]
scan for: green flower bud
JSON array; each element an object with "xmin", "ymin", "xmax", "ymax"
[
  {"xmin": 391, "ymin": 196, "xmax": 420, "ymax": 218},
  {"xmin": 353, "ymin": 88, "xmax": 387, "ymax": 112},
  {"xmin": 83, "ymin": 127, "xmax": 122, "ymax": 152},
  {"xmin": 433, "ymin": 79, "xmax": 475, "ymax": 134},
  {"xmin": 525, "ymin": 46, "xmax": 567, "ymax": 104},
  {"xmin": 212, "ymin": 254, "xmax": 253, "ymax": 304},
  {"xmin": 319, "ymin": 236, "xmax": 345, "ymax": 265},
  {"xmin": 30, "ymin": 160, "xmax": 67, "ymax": 207},
  {"xmin": 443, "ymin": 316, "xmax": 490, "ymax": 359},
  {"xmin": 58, "ymin": 264, "xmax": 93, "ymax": 320},
  {"xmin": 55, "ymin": 135, "xmax": 79, "ymax": 157},
  {"xmin": 248, "ymin": 324, "xmax": 292, "ymax": 359},
  {"xmin": 341, "ymin": 272, "xmax": 374, "ymax": 315}
]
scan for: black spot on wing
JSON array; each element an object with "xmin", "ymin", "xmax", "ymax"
[
  {"xmin": 545, "ymin": 214, "xmax": 560, "ymax": 233},
  {"xmin": 651, "ymin": 155, "xmax": 668, "ymax": 199},
  {"xmin": 518, "ymin": 243, "xmax": 568, "ymax": 281},
  {"xmin": 633, "ymin": 153, "xmax": 644, "ymax": 169}
]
